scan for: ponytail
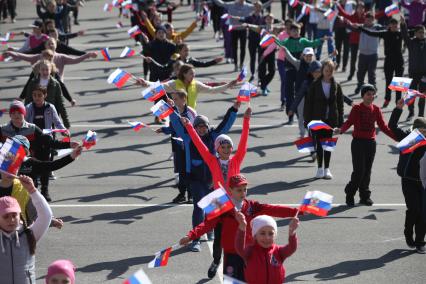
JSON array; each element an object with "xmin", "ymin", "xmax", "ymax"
[{"xmin": 21, "ymin": 214, "xmax": 36, "ymax": 255}]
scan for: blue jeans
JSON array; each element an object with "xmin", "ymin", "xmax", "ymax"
[
  {"xmin": 315, "ymin": 29, "xmax": 334, "ymax": 60},
  {"xmin": 189, "ymin": 180, "xmax": 212, "ymax": 241},
  {"xmin": 277, "ymin": 59, "xmax": 286, "ymax": 105}
]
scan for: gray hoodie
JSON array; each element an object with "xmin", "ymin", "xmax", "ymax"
[{"xmin": 359, "ymin": 24, "xmax": 382, "ymax": 55}]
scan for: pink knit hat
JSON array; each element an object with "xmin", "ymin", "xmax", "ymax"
[
  {"xmin": 46, "ymin": 260, "xmax": 76, "ymax": 284},
  {"xmin": 0, "ymin": 196, "xmax": 21, "ymax": 216}
]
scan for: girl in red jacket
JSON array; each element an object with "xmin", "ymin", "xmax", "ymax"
[{"xmin": 235, "ymin": 214, "xmax": 299, "ymax": 284}]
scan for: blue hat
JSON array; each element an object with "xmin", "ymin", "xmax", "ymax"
[
  {"xmin": 11, "ymin": 135, "xmax": 30, "ymax": 150},
  {"xmin": 308, "ymin": 61, "xmax": 322, "ymax": 73}
]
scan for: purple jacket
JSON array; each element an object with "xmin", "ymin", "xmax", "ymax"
[{"xmin": 401, "ymin": 0, "xmax": 426, "ymax": 27}]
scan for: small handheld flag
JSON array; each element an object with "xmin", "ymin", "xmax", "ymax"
[
  {"xmin": 289, "ymin": 0, "xmax": 299, "ymax": 8},
  {"xmin": 0, "ymin": 108, "xmax": 7, "ymax": 117},
  {"xmin": 128, "ymin": 26, "xmax": 142, "ymax": 38},
  {"xmin": 0, "ymin": 138, "xmax": 26, "ymax": 177},
  {"xmin": 299, "ymin": 191, "xmax": 333, "ymax": 217},
  {"xmin": 142, "ymin": 81, "xmax": 167, "ymax": 102},
  {"xmin": 127, "ymin": 121, "xmax": 146, "ymax": 132},
  {"xmin": 123, "ymin": 269, "xmax": 152, "ymax": 284},
  {"xmin": 150, "ymin": 100, "xmax": 174, "ymax": 119},
  {"xmin": 107, "ymin": 68, "xmax": 133, "ymax": 88},
  {"xmin": 101, "ymin": 47, "xmax": 111, "ymax": 61},
  {"xmin": 120, "ymin": 46, "xmax": 136, "ymax": 58},
  {"xmin": 320, "ymin": 137, "xmax": 338, "ymax": 152},
  {"xmin": 237, "ymin": 66, "xmax": 247, "ymax": 82},
  {"xmin": 402, "ymin": 89, "xmax": 419, "ymax": 106},
  {"xmin": 396, "ymin": 129, "xmax": 426, "ymax": 154},
  {"xmin": 103, "ymin": 3, "xmax": 113, "ymax": 12},
  {"xmin": 388, "ymin": 77, "xmax": 412, "ymax": 92},
  {"xmin": 307, "ymin": 120, "xmax": 332, "ymax": 131},
  {"xmin": 385, "ymin": 4, "xmax": 399, "ymax": 17},
  {"xmin": 221, "ymin": 13, "xmax": 230, "ymax": 19},
  {"xmin": 324, "ymin": 9, "xmax": 337, "ymax": 21},
  {"xmin": 197, "ymin": 186, "xmax": 234, "ymax": 220},
  {"xmin": 148, "ymin": 244, "xmax": 180, "ymax": 268},
  {"xmin": 259, "ymin": 34, "xmax": 275, "ymax": 48},
  {"xmin": 82, "ymin": 130, "xmax": 97, "ymax": 150},
  {"xmin": 294, "ymin": 137, "xmax": 315, "ymax": 153},
  {"xmin": 121, "ymin": 0, "xmax": 133, "ymax": 9},
  {"xmin": 237, "ymin": 82, "xmax": 256, "ymax": 102}
]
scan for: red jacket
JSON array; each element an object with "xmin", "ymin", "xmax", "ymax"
[
  {"xmin": 337, "ymin": 4, "xmax": 384, "ymax": 44},
  {"xmin": 187, "ymin": 199, "xmax": 298, "ymax": 253},
  {"xmin": 235, "ymin": 229, "xmax": 297, "ymax": 284},
  {"xmin": 185, "ymin": 115, "xmax": 250, "ymax": 190},
  {"xmin": 340, "ymin": 103, "xmax": 396, "ymax": 140}
]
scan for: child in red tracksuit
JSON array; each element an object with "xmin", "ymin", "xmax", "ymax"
[
  {"xmin": 235, "ymin": 214, "xmax": 299, "ymax": 284},
  {"xmin": 179, "ymin": 175, "xmax": 299, "ymax": 281}
]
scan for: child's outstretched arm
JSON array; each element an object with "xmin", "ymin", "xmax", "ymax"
[
  {"xmin": 179, "ymin": 217, "xmax": 220, "ymax": 246},
  {"xmin": 211, "ymin": 101, "xmax": 240, "ymax": 139},
  {"xmin": 255, "ymin": 201, "xmax": 299, "ymax": 219},
  {"xmin": 279, "ymin": 217, "xmax": 299, "ymax": 260},
  {"xmin": 234, "ymin": 212, "xmax": 249, "ymax": 262},
  {"xmin": 232, "ymin": 107, "xmax": 251, "ymax": 165}
]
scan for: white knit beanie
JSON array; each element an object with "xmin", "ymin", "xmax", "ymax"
[
  {"xmin": 214, "ymin": 134, "xmax": 234, "ymax": 151},
  {"xmin": 251, "ymin": 215, "xmax": 277, "ymax": 238}
]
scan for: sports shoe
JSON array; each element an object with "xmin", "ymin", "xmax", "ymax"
[
  {"xmin": 280, "ymin": 104, "xmax": 285, "ymax": 112},
  {"xmin": 406, "ymin": 112, "xmax": 414, "ymax": 121},
  {"xmin": 310, "ymin": 152, "xmax": 317, "ymax": 163},
  {"xmin": 404, "ymin": 230, "xmax": 415, "ymax": 249},
  {"xmin": 359, "ymin": 198, "xmax": 374, "ymax": 206},
  {"xmin": 315, "ymin": 168, "xmax": 324, "ymax": 179},
  {"xmin": 41, "ymin": 189, "xmax": 52, "ymax": 202},
  {"xmin": 323, "ymin": 168, "xmax": 333, "ymax": 179},
  {"xmin": 382, "ymin": 100, "xmax": 390, "ymax": 109},
  {"xmin": 207, "ymin": 231, "xmax": 215, "ymax": 241},
  {"xmin": 262, "ymin": 89, "xmax": 268, "ymax": 96},
  {"xmin": 354, "ymin": 85, "xmax": 361, "ymax": 95},
  {"xmin": 207, "ymin": 261, "xmax": 219, "ymax": 279},
  {"xmin": 346, "ymin": 194, "xmax": 355, "ymax": 207},
  {"xmin": 190, "ymin": 241, "xmax": 201, "ymax": 252},
  {"xmin": 49, "ymin": 171, "xmax": 57, "ymax": 180},
  {"xmin": 416, "ymin": 245, "xmax": 426, "ymax": 254},
  {"xmin": 187, "ymin": 193, "xmax": 193, "ymax": 203},
  {"xmin": 172, "ymin": 193, "xmax": 186, "ymax": 203}
]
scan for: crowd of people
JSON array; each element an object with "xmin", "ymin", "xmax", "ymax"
[{"xmin": 1, "ymin": 0, "xmax": 426, "ymax": 283}]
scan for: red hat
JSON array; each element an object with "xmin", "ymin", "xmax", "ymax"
[
  {"xmin": 9, "ymin": 100, "xmax": 26, "ymax": 116},
  {"xmin": 0, "ymin": 196, "xmax": 21, "ymax": 216},
  {"xmin": 229, "ymin": 174, "xmax": 248, "ymax": 188}
]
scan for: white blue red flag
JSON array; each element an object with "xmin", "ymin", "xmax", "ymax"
[
  {"xmin": 127, "ymin": 121, "xmax": 146, "ymax": 132},
  {"xmin": 128, "ymin": 26, "xmax": 142, "ymax": 38},
  {"xmin": 320, "ymin": 137, "xmax": 338, "ymax": 151},
  {"xmin": 123, "ymin": 269, "xmax": 152, "ymax": 284},
  {"xmin": 224, "ymin": 275, "xmax": 246, "ymax": 284},
  {"xmin": 221, "ymin": 13, "xmax": 230, "ymax": 19},
  {"xmin": 148, "ymin": 244, "xmax": 180, "ymax": 268},
  {"xmin": 197, "ymin": 186, "xmax": 234, "ymax": 220},
  {"xmin": 150, "ymin": 100, "xmax": 174, "ymax": 119},
  {"xmin": 121, "ymin": 0, "xmax": 132, "ymax": 9},
  {"xmin": 300, "ymin": 191, "xmax": 333, "ymax": 217},
  {"xmin": 112, "ymin": 0, "xmax": 123, "ymax": 7},
  {"xmin": 237, "ymin": 66, "xmax": 247, "ymax": 82},
  {"xmin": 142, "ymin": 81, "xmax": 166, "ymax": 102},
  {"xmin": 107, "ymin": 68, "xmax": 133, "ymax": 88},
  {"xmin": 385, "ymin": 4, "xmax": 399, "ymax": 17},
  {"xmin": 42, "ymin": 129, "xmax": 68, "ymax": 135},
  {"xmin": 403, "ymin": 89, "xmax": 419, "ymax": 106},
  {"xmin": 388, "ymin": 77, "xmax": 412, "ymax": 92},
  {"xmin": 0, "ymin": 108, "xmax": 7, "ymax": 117},
  {"xmin": 82, "ymin": 130, "xmax": 97, "ymax": 150},
  {"xmin": 289, "ymin": 0, "xmax": 299, "ymax": 7},
  {"xmin": 259, "ymin": 34, "xmax": 275, "ymax": 48},
  {"xmin": 101, "ymin": 47, "xmax": 111, "ymax": 61},
  {"xmin": 294, "ymin": 137, "xmax": 315, "ymax": 153},
  {"xmin": 237, "ymin": 82, "xmax": 256, "ymax": 102},
  {"xmin": 0, "ymin": 138, "xmax": 26, "ymax": 176},
  {"xmin": 120, "ymin": 46, "xmax": 136, "ymax": 58},
  {"xmin": 396, "ymin": 129, "xmax": 426, "ymax": 154},
  {"xmin": 307, "ymin": 120, "xmax": 332, "ymax": 131},
  {"xmin": 103, "ymin": 3, "xmax": 113, "ymax": 12},
  {"xmin": 0, "ymin": 32, "xmax": 14, "ymax": 44},
  {"xmin": 324, "ymin": 9, "xmax": 337, "ymax": 21}
]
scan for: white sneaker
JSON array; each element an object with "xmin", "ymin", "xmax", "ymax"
[
  {"xmin": 324, "ymin": 168, "xmax": 333, "ymax": 180},
  {"xmin": 315, "ymin": 168, "xmax": 324, "ymax": 179},
  {"xmin": 168, "ymin": 153, "xmax": 174, "ymax": 161}
]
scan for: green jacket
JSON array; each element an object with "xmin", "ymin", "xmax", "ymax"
[{"xmin": 275, "ymin": 37, "xmax": 322, "ymax": 57}]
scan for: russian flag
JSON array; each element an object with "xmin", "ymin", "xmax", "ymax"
[
  {"xmin": 127, "ymin": 121, "xmax": 146, "ymax": 132},
  {"xmin": 103, "ymin": 3, "xmax": 113, "ymax": 12},
  {"xmin": 112, "ymin": 0, "xmax": 123, "ymax": 7},
  {"xmin": 150, "ymin": 100, "xmax": 174, "ymax": 119},
  {"xmin": 228, "ymin": 25, "xmax": 234, "ymax": 32},
  {"xmin": 385, "ymin": 4, "xmax": 399, "ymax": 17},
  {"xmin": 128, "ymin": 26, "xmax": 142, "ymax": 38},
  {"xmin": 403, "ymin": 89, "xmax": 419, "ymax": 106},
  {"xmin": 259, "ymin": 34, "xmax": 275, "ymax": 48},
  {"xmin": 107, "ymin": 68, "xmax": 132, "ymax": 88},
  {"xmin": 101, "ymin": 47, "xmax": 111, "ymax": 61},
  {"xmin": 294, "ymin": 137, "xmax": 315, "ymax": 153},
  {"xmin": 123, "ymin": 269, "xmax": 152, "ymax": 284},
  {"xmin": 82, "ymin": 130, "xmax": 97, "ymax": 150},
  {"xmin": 301, "ymin": 4, "xmax": 310, "ymax": 15},
  {"xmin": 388, "ymin": 77, "xmax": 412, "ymax": 92},
  {"xmin": 0, "ymin": 138, "xmax": 26, "ymax": 176},
  {"xmin": 237, "ymin": 66, "xmax": 247, "ymax": 82},
  {"xmin": 324, "ymin": 9, "xmax": 337, "ymax": 21},
  {"xmin": 0, "ymin": 108, "xmax": 7, "ymax": 117},
  {"xmin": 120, "ymin": 46, "xmax": 136, "ymax": 58},
  {"xmin": 141, "ymin": 81, "xmax": 166, "ymax": 102},
  {"xmin": 197, "ymin": 186, "xmax": 234, "ymax": 220},
  {"xmin": 320, "ymin": 137, "xmax": 338, "ymax": 152},
  {"xmin": 299, "ymin": 190, "xmax": 333, "ymax": 217},
  {"xmin": 237, "ymin": 82, "xmax": 252, "ymax": 102},
  {"xmin": 221, "ymin": 13, "xmax": 230, "ymax": 19},
  {"xmin": 42, "ymin": 129, "xmax": 68, "ymax": 134},
  {"xmin": 289, "ymin": 0, "xmax": 299, "ymax": 7},
  {"xmin": 121, "ymin": 0, "xmax": 133, "ymax": 9},
  {"xmin": 307, "ymin": 120, "xmax": 332, "ymax": 131},
  {"xmin": 148, "ymin": 246, "xmax": 175, "ymax": 268},
  {"xmin": 396, "ymin": 129, "xmax": 426, "ymax": 154}
]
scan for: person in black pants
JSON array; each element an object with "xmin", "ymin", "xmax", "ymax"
[
  {"xmin": 231, "ymin": 29, "xmax": 247, "ymax": 72},
  {"xmin": 334, "ymin": 18, "xmax": 349, "ymax": 72},
  {"xmin": 358, "ymin": 17, "xmax": 404, "ymax": 108},
  {"xmin": 388, "ymin": 99, "xmax": 426, "ymax": 254}
]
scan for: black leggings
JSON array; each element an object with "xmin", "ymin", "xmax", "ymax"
[
  {"xmin": 248, "ymin": 38, "xmax": 260, "ymax": 76},
  {"xmin": 349, "ymin": 43, "xmax": 359, "ymax": 78},
  {"xmin": 212, "ymin": 223, "xmax": 222, "ymax": 264},
  {"xmin": 384, "ymin": 57, "xmax": 404, "ymax": 103},
  {"xmin": 312, "ymin": 129, "xmax": 332, "ymax": 168},
  {"xmin": 335, "ymin": 27, "xmax": 349, "ymax": 69},
  {"xmin": 259, "ymin": 51, "xmax": 275, "ymax": 90},
  {"xmin": 231, "ymin": 30, "xmax": 247, "ymax": 67},
  {"xmin": 210, "ymin": 4, "xmax": 224, "ymax": 34}
]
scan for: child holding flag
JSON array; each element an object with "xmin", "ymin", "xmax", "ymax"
[
  {"xmin": 179, "ymin": 174, "xmax": 299, "ymax": 281},
  {"xmin": 388, "ymin": 99, "xmax": 426, "ymax": 253},
  {"xmin": 235, "ymin": 214, "xmax": 299, "ymax": 284},
  {"xmin": 335, "ymin": 84, "xmax": 396, "ymax": 207}
]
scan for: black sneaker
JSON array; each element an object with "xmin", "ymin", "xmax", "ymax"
[
  {"xmin": 359, "ymin": 198, "xmax": 374, "ymax": 206},
  {"xmin": 346, "ymin": 195, "xmax": 355, "ymax": 207},
  {"xmin": 187, "ymin": 194, "xmax": 193, "ymax": 204},
  {"xmin": 207, "ymin": 261, "xmax": 219, "ymax": 279},
  {"xmin": 404, "ymin": 231, "xmax": 416, "ymax": 249},
  {"xmin": 41, "ymin": 190, "xmax": 52, "ymax": 202},
  {"xmin": 416, "ymin": 245, "xmax": 426, "ymax": 254},
  {"xmin": 347, "ymin": 74, "xmax": 353, "ymax": 81},
  {"xmin": 406, "ymin": 112, "xmax": 414, "ymax": 121},
  {"xmin": 354, "ymin": 85, "xmax": 361, "ymax": 95},
  {"xmin": 172, "ymin": 193, "xmax": 186, "ymax": 203}
]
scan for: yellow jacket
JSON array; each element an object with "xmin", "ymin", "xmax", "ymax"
[
  {"xmin": 146, "ymin": 19, "xmax": 197, "ymax": 43},
  {"xmin": 11, "ymin": 179, "xmax": 30, "ymax": 222}
]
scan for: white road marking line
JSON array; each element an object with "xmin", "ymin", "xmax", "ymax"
[
  {"xmin": 382, "ymin": 237, "xmax": 405, "ymax": 242},
  {"xmin": 49, "ymin": 203, "xmax": 406, "ymax": 208},
  {"xmin": 69, "ymin": 124, "xmax": 296, "ymax": 128}
]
